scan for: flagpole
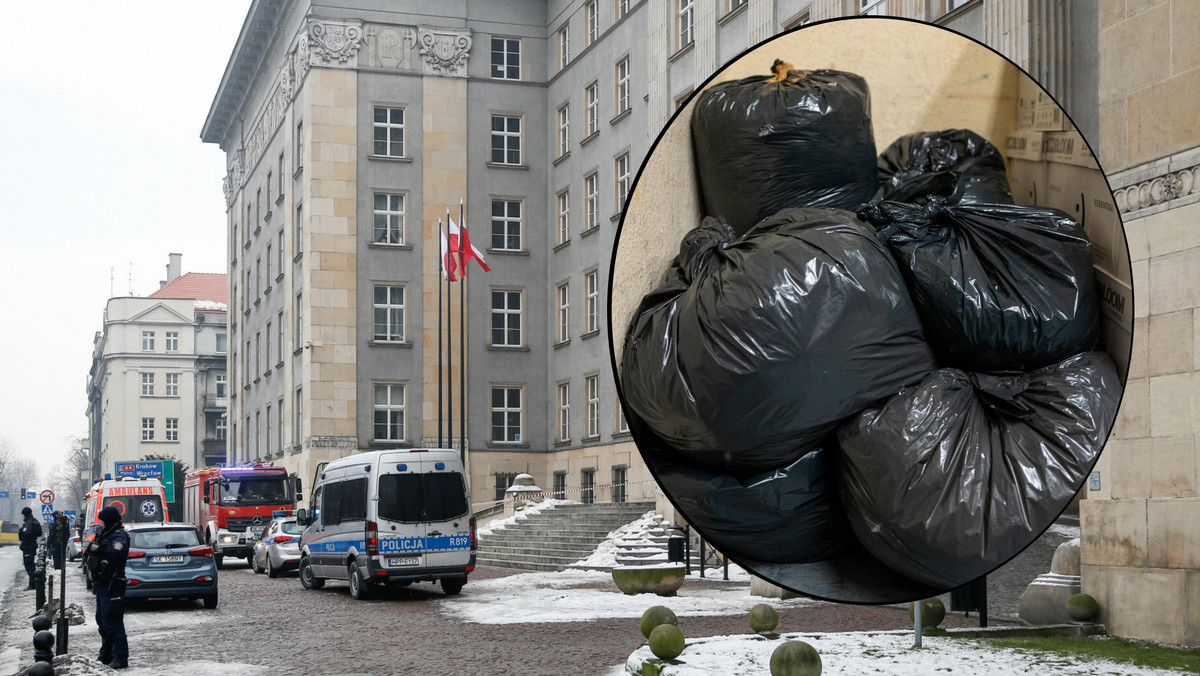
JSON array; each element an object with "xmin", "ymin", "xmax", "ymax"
[
  {"xmin": 446, "ymin": 207, "xmax": 453, "ymax": 452},
  {"xmin": 437, "ymin": 217, "xmax": 443, "ymax": 449},
  {"xmin": 459, "ymin": 198, "xmax": 467, "ymax": 467}
]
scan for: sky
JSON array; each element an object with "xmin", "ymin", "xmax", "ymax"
[{"xmin": 0, "ymin": 3, "xmax": 252, "ymax": 485}]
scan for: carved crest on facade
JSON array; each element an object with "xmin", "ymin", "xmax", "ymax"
[
  {"xmin": 308, "ymin": 18, "xmax": 364, "ymax": 66},
  {"xmin": 417, "ymin": 27, "xmax": 472, "ymax": 77},
  {"xmin": 371, "ymin": 26, "xmax": 417, "ymax": 70}
]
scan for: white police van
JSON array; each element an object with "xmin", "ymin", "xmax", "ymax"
[{"xmin": 296, "ymin": 448, "xmax": 476, "ymax": 599}]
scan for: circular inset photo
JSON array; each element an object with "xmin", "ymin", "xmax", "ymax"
[{"xmin": 609, "ymin": 17, "xmax": 1131, "ymax": 604}]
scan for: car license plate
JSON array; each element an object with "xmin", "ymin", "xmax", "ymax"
[
  {"xmin": 387, "ymin": 557, "xmax": 419, "ymax": 567},
  {"xmin": 153, "ymin": 555, "xmax": 184, "ymax": 564}
]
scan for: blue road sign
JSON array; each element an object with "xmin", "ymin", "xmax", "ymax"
[
  {"xmin": 0, "ymin": 491, "xmax": 8, "ymax": 498},
  {"xmin": 114, "ymin": 460, "xmax": 175, "ymax": 502},
  {"xmin": 26, "ymin": 492, "xmax": 36, "ymax": 499},
  {"xmin": 64, "ymin": 510, "xmax": 77, "ymax": 522}
]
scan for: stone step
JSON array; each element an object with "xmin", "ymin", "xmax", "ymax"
[
  {"xmin": 478, "ymin": 543, "xmax": 604, "ymax": 559},
  {"xmin": 480, "ymin": 533, "xmax": 623, "ymax": 547},
  {"xmin": 476, "ymin": 551, "xmax": 595, "ymax": 568},
  {"xmin": 481, "ymin": 527, "xmax": 623, "ymax": 540}
]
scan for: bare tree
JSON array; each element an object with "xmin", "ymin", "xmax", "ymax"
[
  {"xmin": 0, "ymin": 437, "xmax": 39, "ymax": 522},
  {"xmin": 49, "ymin": 436, "xmax": 92, "ymax": 516}
]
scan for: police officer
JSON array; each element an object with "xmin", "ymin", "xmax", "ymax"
[
  {"xmin": 17, "ymin": 506, "xmax": 42, "ymax": 590},
  {"xmin": 85, "ymin": 506, "xmax": 130, "ymax": 669},
  {"xmin": 46, "ymin": 510, "xmax": 64, "ymax": 570}
]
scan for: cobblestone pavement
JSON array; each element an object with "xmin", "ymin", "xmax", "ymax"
[{"xmin": 2, "ymin": 556, "xmax": 991, "ymax": 676}]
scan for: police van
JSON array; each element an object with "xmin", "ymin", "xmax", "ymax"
[{"xmin": 296, "ymin": 448, "xmax": 476, "ymax": 599}]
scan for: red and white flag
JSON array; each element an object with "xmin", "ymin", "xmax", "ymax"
[
  {"xmin": 439, "ymin": 221, "xmax": 458, "ymax": 282},
  {"xmin": 448, "ymin": 216, "xmax": 491, "ymax": 275}
]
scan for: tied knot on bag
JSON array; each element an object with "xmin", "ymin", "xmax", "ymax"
[
  {"xmin": 969, "ymin": 371, "xmax": 1033, "ymax": 417},
  {"xmin": 858, "ymin": 197, "xmax": 949, "ymax": 243},
  {"xmin": 677, "ymin": 217, "xmax": 736, "ymax": 282}
]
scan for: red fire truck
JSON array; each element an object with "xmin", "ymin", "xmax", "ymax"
[{"xmin": 183, "ymin": 463, "xmax": 298, "ymax": 568}]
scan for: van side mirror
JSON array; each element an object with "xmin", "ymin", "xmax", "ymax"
[{"xmin": 296, "ymin": 508, "xmax": 308, "ymax": 526}]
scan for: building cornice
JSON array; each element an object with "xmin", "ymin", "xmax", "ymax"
[
  {"xmin": 202, "ymin": 0, "xmax": 289, "ymax": 146},
  {"xmin": 1108, "ymin": 146, "xmax": 1200, "ymax": 220}
]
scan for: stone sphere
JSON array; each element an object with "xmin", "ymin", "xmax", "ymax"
[
  {"xmin": 648, "ymin": 623, "xmax": 686, "ymax": 660},
  {"xmin": 32, "ymin": 629, "xmax": 55, "ymax": 651},
  {"xmin": 749, "ymin": 603, "xmax": 779, "ymax": 633},
  {"xmin": 770, "ymin": 640, "xmax": 822, "ymax": 676},
  {"xmin": 31, "ymin": 615, "xmax": 52, "ymax": 632},
  {"xmin": 640, "ymin": 605, "xmax": 679, "ymax": 639},
  {"xmin": 27, "ymin": 662, "xmax": 55, "ymax": 676},
  {"xmin": 1067, "ymin": 593, "xmax": 1100, "ymax": 622},
  {"xmin": 908, "ymin": 597, "xmax": 946, "ymax": 628}
]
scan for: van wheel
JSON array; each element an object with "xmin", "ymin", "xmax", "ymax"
[
  {"xmin": 299, "ymin": 558, "xmax": 324, "ymax": 590},
  {"xmin": 203, "ymin": 595, "xmax": 219, "ymax": 609},
  {"xmin": 348, "ymin": 564, "xmax": 371, "ymax": 600},
  {"xmin": 441, "ymin": 578, "xmax": 465, "ymax": 596}
]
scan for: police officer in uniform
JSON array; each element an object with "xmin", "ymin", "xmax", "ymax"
[
  {"xmin": 46, "ymin": 510, "xmax": 65, "ymax": 570},
  {"xmin": 17, "ymin": 506, "xmax": 42, "ymax": 590},
  {"xmin": 85, "ymin": 506, "xmax": 130, "ymax": 669}
]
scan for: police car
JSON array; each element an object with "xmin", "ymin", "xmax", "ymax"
[{"xmin": 251, "ymin": 511, "xmax": 304, "ymax": 577}]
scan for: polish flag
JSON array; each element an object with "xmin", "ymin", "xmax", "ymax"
[
  {"xmin": 448, "ymin": 216, "xmax": 491, "ymax": 275},
  {"xmin": 439, "ymin": 223, "xmax": 458, "ymax": 282}
]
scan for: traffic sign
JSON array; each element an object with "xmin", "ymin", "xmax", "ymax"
[
  {"xmin": 114, "ymin": 460, "xmax": 175, "ymax": 502},
  {"xmin": 39, "ymin": 490, "xmax": 55, "ymax": 505},
  {"xmin": 26, "ymin": 492, "xmax": 35, "ymax": 499},
  {"xmin": 0, "ymin": 491, "xmax": 8, "ymax": 498},
  {"xmin": 64, "ymin": 510, "xmax": 77, "ymax": 522}
]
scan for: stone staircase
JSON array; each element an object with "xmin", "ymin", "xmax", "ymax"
[
  {"xmin": 476, "ymin": 501, "xmax": 660, "ymax": 572},
  {"xmin": 570, "ymin": 512, "xmax": 706, "ymax": 572}
]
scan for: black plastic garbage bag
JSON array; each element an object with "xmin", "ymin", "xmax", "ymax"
[
  {"xmin": 874, "ymin": 129, "xmax": 1013, "ymax": 205},
  {"xmin": 859, "ymin": 199, "xmax": 1101, "ymax": 373},
  {"xmin": 836, "ymin": 351, "xmax": 1121, "ymax": 589},
  {"xmin": 691, "ymin": 61, "xmax": 877, "ymax": 236},
  {"xmin": 651, "ymin": 442, "xmax": 853, "ymax": 564},
  {"xmin": 621, "ymin": 208, "xmax": 936, "ymax": 475}
]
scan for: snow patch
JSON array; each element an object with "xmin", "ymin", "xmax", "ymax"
[
  {"xmin": 477, "ymin": 498, "xmax": 575, "ymax": 536},
  {"xmin": 572, "ymin": 511, "xmax": 664, "ymax": 569}
]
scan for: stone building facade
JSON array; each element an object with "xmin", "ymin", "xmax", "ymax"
[{"xmin": 85, "ymin": 256, "xmax": 228, "ymax": 479}]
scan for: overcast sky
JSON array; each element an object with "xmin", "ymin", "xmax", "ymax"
[{"xmin": 0, "ymin": 3, "xmax": 251, "ymax": 484}]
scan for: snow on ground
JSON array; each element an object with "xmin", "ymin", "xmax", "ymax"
[
  {"xmin": 477, "ymin": 498, "xmax": 574, "ymax": 536},
  {"xmin": 610, "ymin": 630, "xmax": 1188, "ymax": 676},
  {"xmin": 438, "ymin": 568, "xmax": 817, "ymax": 625},
  {"xmin": 1046, "ymin": 523, "xmax": 1081, "ymax": 539},
  {"xmin": 572, "ymin": 511, "xmax": 664, "ymax": 569},
  {"xmin": 0, "ymin": 547, "xmax": 25, "ymax": 598}
]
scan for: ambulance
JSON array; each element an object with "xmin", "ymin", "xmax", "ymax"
[
  {"xmin": 296, "ymin": 448, "xmax": 476, "ymax": 599},
  {"xmin": 81, "ymin": 476, "xmax": 169, "ymax": 544}
]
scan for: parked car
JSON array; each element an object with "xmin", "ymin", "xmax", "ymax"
[
  {"xmin": 123, "ymin": 522, "xmax": 219, "ymax": 608},
  {"xmin": 251, "ymin": 513, "xmax": 304, "ymax": 578},
  {"xmin": 67, "ymin": 534, "xmax": 83, "ymax": 561}
]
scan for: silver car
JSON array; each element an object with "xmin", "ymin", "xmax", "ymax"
[{"xmin": 251, "ymin": 515, "xmax": 303, "ymax": 578}]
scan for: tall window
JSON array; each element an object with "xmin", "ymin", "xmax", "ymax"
[
  {"xmin": 558, "ymin": 26, "xmax": 570, "ymax": 70},
  {"xmin": 585, "ymin": 173, "xmax": 599, "ymax": 231},
  {"xmin": 553, "ymin": 471, "xmax": 567, "ymax": 498},
  {"xmin": 373, "ymin": 193, "xmax": 405, "ymax": 245},
  {"xmin": 295, "ymin": 293, "xmax": 303, "ymax": 349},
  {"xmin": 860, "ymin": 0, "xmax": 888, "ymax": 14},
  {"xmin": 557, "ymin": 382, "xmax": 571, "ymax": 442},
  {"xmin": 278, "ymin": 152, "xmax": 285, "ymax": 194},
  {"xmin": 265, "ymin": 405, "xmax": 272, "ymax": 453},
  {"xmin": 372, "ymin": 106, "xmax": 405, "ymax": 157},
  {"xmin": 491, "ymin": 199, "xmax": 522, "ymax": 251},
  {"xmin": 585, "ymin": 270, "xmax": 599, "ymax": 334},
  {"xmin": 294, "ymin": 387, "xmax": 303, "ymax": 447},
  {"xmin": 166, "ymin": 373, "xmax": 179, "ymax": 397},
  {"xmin": 580, "ymin": 468, "xmax": 596, "ymax": 504},
  {"xmin": 142, "ymin": 331, "xmax": 155, "ymax": 351},
  {"xmin": 255, "ymin": 332, "xmax": 261, "ymax": 378},
  {"xmin": 557, "ymin": 282, "xmax": 570, "ymax": 343},
  {"xmin": 491, "ymin": 115, "xmax": 522, "ymax": 165},
  {"xmin": 586, "ymin": 0, "xmax": 599, "ymax": 44},
  {"xmin": 295, "ymin": 120, "xmax": 304, "ymax": 170},
  {"xmin": 616, "ymin": 57, "xmax": 631, "ymax": 115},
  {"xmin": 677, "ymin": 0, "xmax": 694, "ymax": 49},
  {"xmin": 611, "ymin": 465, "xmax": 627, "ymax": 503},
  {"xmin": 491, "ymin": 386, "xmax": 522, "ymax": 443},
  {"xmin": 216, "ymin": 332, "xmax": 227, "ymax": 353},
  {"xmin": 216, "ymin": 416, "xmax": 227, "ymax": 440},
  {"xmin": 267, "ymin": 172, "xmax": 272, "ymax": 208},
  {"xmin": 165, "ymin": 331, "xmax": 179, "ymax": 352},
  {"xmin": 295, "ymin": 204, "xmax": 303, "ymax": 257},
  {"xmin": 278, "ymin": 311, "xmax": 284, "ymax": 363},
  {"xmin": 265, "ymin": 322, "xmax": 272, "ymax": 371},
  {"xmin": 278, "ymin": 397, "xmax": 284, "ymax": 450},
  {"xmin": 491, "ymin": 37, "xmax": 520, "ymax": 79},
  {"xmin": 266, "ymin": 245, "xmax": 273, "ymax": 284},
  {"xmin": 557, "ymin": 191, "xmax": 570, "ymax": 245},
  {"xmin": 246, "ymin": 268, "xmax": 254, "ymax": 303},
  {"xmin": 373, "ymin": 284, "xmax": 406, "ymax": 343},
  {"xmin": 586, "ymin": 81, "xmax": 599, "ymax": 136},
  {"xmin": 586, "ymin": 374, "xmax": 600, "ymax": 438},
  {"xmin": 141, "ymin": 372, "xmax": 155, "ymax": 396},
  {"xmin": 166, "ymin": 418, "xmax": 179, "ymax": 442},
  {"xmin": 491, "ymin": 290, "xmax": 522, "ymax": 347},
  {"xmin": 216, "ymin": 374, "xmax": 227, "ymax": 398},
  {"xmin": 278, "ymin": 229, "xmax": 284, "ymax": 271},
  {"xmin": 728, "ymin": 0, "xmax": 748, "ymax": 10},
  {"xmin": 373, "ymin": 383, "xmax": 406, "ymax": 442},
  {"xmin": 617, "ymin": 0, "xmax": 630, "ymax": 20},
  {"xmin": 256, "ymin": 188, "xmax": 262, "ymax": 230},
  {"xmin": 616, "ymin": 152, "xmax": 630, "ymax": 211},
  {"xmin": 557, "ymin": 104, "xmax": 570, "ymax": 157},
  {"xmin": 617, "ymin": 400, "xmax": 629, "ymax": 433},
  {"xmin": 141, "ymin": 417, "xmax": 155, "ymax": 441}
]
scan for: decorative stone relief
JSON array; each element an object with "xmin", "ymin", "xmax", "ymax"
[
  {"xmin": 309, "ymin": 436, "xmax": 359, "ymax": 450},
  {"xmin": 308, "ymin": 18, "xmax": 364, "ymax": 66},
  {"xmin": 1114, "ymin": 165, "xmax": 1200, "ymax": 215},
  {"xmin": 292, "ymin": 28, "xmax": 311, "ymax": 82},
  {"xmin": 222, "ymin": 174, "xmax": 234, "ymax": 206},
  {"xmin": 417, "ymin": 26, "xmax": 472, "ymax": 77},
  {"xmin": 370, "ymin": 26, "xmax": 417, "ymax": 70},
  {"xmin": 244, "ymin": 75, "xmax": 293, "ymax": 178}
]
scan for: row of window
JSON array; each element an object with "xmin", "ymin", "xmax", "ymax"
[
  {"xmin": 371, "ymin": 381, "xmax": 629, "ymax": 446},
  {"xmin": 140, "ymin": 331, "xmax": 181, "ymax": 352},
  {"xmin": 494, "ymin": 465, "xmax": 628, "ymax": 504},
  {"xmin": 241, "ymin": 310, "xmax": 289, "ymax": 385},
  {"xmin": 555, "ymin": 156, "xmax": 629, "ymax": 245},
  {"xmin": 140, "ymin": 417, "xmax": 180, "ymax": 442},
  {"xmin": 238, "ymin": 395, "xmax": 290, "ymax": 462}
]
